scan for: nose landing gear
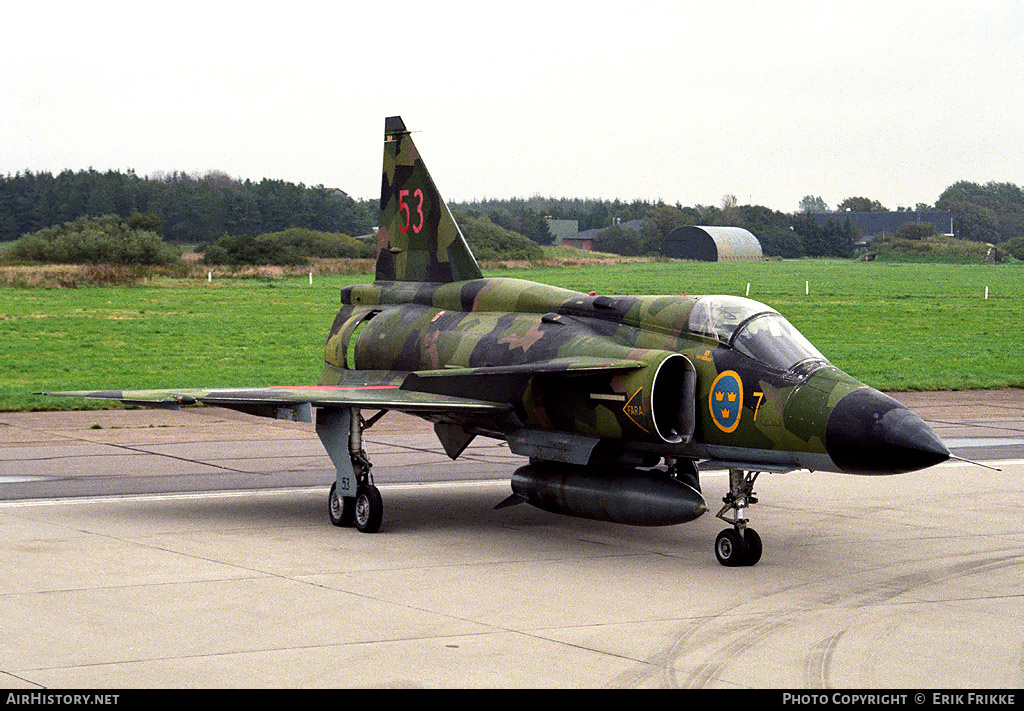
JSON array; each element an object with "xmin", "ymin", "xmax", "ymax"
[{"xmin": 715, "ymin": 468, "xmax": 763, "ymax": 567}]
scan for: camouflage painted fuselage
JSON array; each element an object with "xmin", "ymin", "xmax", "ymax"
[
  {"xmin": 309, "ymin": 116, "xmax": 948, "ymax": 479},
  {"xmin": 319, "ymin": 276, "xmax": 880, "ymax": 474}
]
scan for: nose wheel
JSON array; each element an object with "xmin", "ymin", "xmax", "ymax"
[
  {"xmin": 715, "ymin": 468, "xmax": 763, "ymax": 567},
  {"xmin": 714, "ymin": 526, "xmax": 762, "ymax": 566}
]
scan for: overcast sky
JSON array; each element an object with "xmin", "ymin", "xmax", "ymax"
[{"xmin": 3, "ymin": 1, "xmax": 1021, "ymax": 212}]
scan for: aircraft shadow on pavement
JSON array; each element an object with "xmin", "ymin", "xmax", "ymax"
[{"xmin": 126, "ymin": 484, "xmax": 711, "ymax": 555}]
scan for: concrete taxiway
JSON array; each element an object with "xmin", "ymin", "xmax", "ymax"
[{"xmin": 0, "ymin": 390, "xmax": 1022, "ymax": 688}]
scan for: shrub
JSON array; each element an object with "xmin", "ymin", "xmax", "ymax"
[
  {"xmin": 871, "ymin": 232, "xmax": 991, "ymax": 262},
  {"xmin": 1001, "ymin": 236, "xmax": 1024, "ymax": 260},
  {"xmin": 126, "ymin": 211, "xmax": 165, "ymax": 235},
  {"xmin": 593, "ymin": 225, "xmax": 646, "ymax": 256},
  {"xmin": 202, "ymin": 228, "xmax": 373, "ymax": 265},
  {"xmin": 895, "ymin": 221, "xmax": 940, "ymax": 240},
  {"xmin": 6, "ymin": 215, "xmax": 181, "ymax": 265},
  {"xmin": 457, "ymin": 216, "xmax": 544, "ymax": 261}
]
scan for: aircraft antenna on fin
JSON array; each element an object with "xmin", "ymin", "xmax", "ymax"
[{"xmin": 375, "ymin": 116, "xmax": 482, "ymax": 283}]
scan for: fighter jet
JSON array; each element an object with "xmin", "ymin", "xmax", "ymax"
[{"xmin": 46, "ymin": 116, "xmax": 950, "ymax": 566}]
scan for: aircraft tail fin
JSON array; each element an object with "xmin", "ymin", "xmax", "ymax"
[{"xmin": 375, "ymin": 116, "xmax": 482, "ymax": 283}]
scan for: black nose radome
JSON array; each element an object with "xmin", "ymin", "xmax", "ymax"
[{"xmin": 826, "ymin": 388, "xmax": 950, "ymax": 475}]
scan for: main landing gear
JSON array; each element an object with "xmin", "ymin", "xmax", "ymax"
[
  {"xmin": 329, "ymin": 480, "xmax": 383, "ymax": 533},
  {"xmin": 320, "ymin": 408, "xmax": 385, "ymax": 534},
  {"xmin": 714, "ymin": 468, "xmax": 763, "ymax": 567}
]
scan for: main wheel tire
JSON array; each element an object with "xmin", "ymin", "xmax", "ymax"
[
  {"xmin": 328, "ymin": 483, "xmax": 355, "ymax": 527},
  {"xmin": 715, "ymin": 528, "xmax": 748, "ymax": 567},
  {"xmin": 742, "ymin": 528, "xmax": 763, "ymax": 566},
  {"xmin": 354, "ymin": 484, "xmax": 383, "ymax": 533}
]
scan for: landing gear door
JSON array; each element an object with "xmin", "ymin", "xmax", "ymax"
[{"xmin": 317, "ymin": 407, "xmax": 357, "ymax": 497}]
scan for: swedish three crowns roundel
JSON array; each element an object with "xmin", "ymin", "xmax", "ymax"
[{"xmin": 709, "ymin": 370, "xmax": 743, "ymax": 433}]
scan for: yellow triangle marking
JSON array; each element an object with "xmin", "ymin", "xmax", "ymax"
[{"xmin": 622, "ymin": 388, "xmax": 649, "ymax": 433}]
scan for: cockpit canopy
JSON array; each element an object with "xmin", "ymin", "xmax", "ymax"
[{"xmin": 687, "ymin": 296, "xmax": 827, "ymax": 371}]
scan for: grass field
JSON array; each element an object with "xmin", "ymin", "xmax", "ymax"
[{"xmin": 2, "ymin": 259, "xmax": 1022, "ymax": 411}]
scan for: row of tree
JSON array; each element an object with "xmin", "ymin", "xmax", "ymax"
[
  {"xmin": 585, "ymin": 203, "xmax": 856, "ymax": 259},
  {"xmin": 454, "ymin": 182, "xmax": 1023, "ymax": 259},
  {"xmin": 798, "ymin": 182, "xmax": 1024, "ymax": 246},
  {"xmin": 455, "ymin": 196, "xmax": 659, "ymax": 244},
  {"xmin": 2, "ymin": 169, "xmax": 1022, "ymax": 260},
  {"xmin": 935, "ymin": 181, "xmax": 1024, "ymax": 244},
  {"xmin": 0, "ymin": 169, "xmax": 375, "ymax": 244}
]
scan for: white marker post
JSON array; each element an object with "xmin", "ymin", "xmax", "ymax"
[
  {"xmin": 985, "ymin": 286, "xmax": 989, "ymax": 300},
  {"xmin": 805, "ymin": 280, "xmax": 809, "ymax": 296},
  {"xmin": 208, "ymin": 271, "xmax": 212, "ymax": 283},
  {"xmin": 746, "ymin": 282, "xmax": 750, "ymax": 296},
  {"xmin": 309, "ymin": 272, "xmax": 313, "ymax": 285}
]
